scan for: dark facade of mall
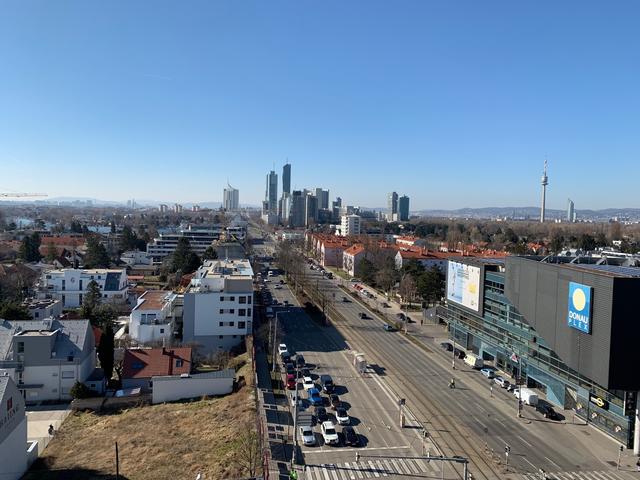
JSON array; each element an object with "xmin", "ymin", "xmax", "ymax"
[{"xmin": 439, "ymin": 255, "xmax": 640, "ymax": 447}]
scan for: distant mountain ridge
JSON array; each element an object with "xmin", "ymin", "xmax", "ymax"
[{"xmin": 417, "ymin": 206, "xmax": 640, "ymax": 220}]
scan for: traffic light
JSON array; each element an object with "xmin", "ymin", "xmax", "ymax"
[{"xmin": 505, "ymin": 445, "xmax": 511, "ymax": 454}]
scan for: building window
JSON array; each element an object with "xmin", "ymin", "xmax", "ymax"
[
  {"xmin": 132, "ymin": 361, "xmax": 144, "ymax": 370},
  {"xmin": 34, "ymin": 312, "xmax": 39, "ymax": 318},
  {"xmin": 229, "ymin": 321, "xmax": 234, "ymax": 327},
  {"xmin": 176, "ymin": 359, "xmax": 183, "ymax": 368},
  {"xmin": 229, "ymin": 309, "xmax": 234, "ymax": 314},
  {"xmin": 239, "ymin": 309, "xmax": 246, "ymax": 317},
  {"xmin": 220, "ymin": 296, "xmax": 225, "ymax": 301},
  {"xmin": 218, "ymin": 335, "xmax": 223, "ymax": 339},
  {"xmin": 67, "ymin": 355, "xmax": 75, "ymax": 362},
  {"xmin": 247, "ymin": 308, "xmax": 252, "ymax": 316},
  {"xmin": 233, "ymin": 335, "xmax": 237, "ymax": 338},
  {"xmin": 160, "ymin": 328, "xmax": 164, "ymax": 334},
  {"xmin": 219, "ymin": 309, "xmax": 224, "ymax": 314},
  {"xmin": 238, "ymin": 321, "xmax": 246, "ymax": 329},
  {"xmin": 7, "ymin": 397, "xmax": 12, "ymax": 411},
  {"xmin": 247, "ymin": 296, "xmax": 252, "ymax": 304},
  {"xmin": 62, "ymin": 371, "xmax": 75, "ymax": 379},
  {"xmin": 239, "ymin": 296, "xmax": 247, "ymax": 304},
  {"xmin": 219, "ymin": 321, "xmax": 224, "ymax": 327},
  {"xmin": 17, "ymin": 342, "xmax": 24, "ymax": 353},
  {"xmin": 230, "ymin": 296, "xmax": 235, "ymax": 301}
]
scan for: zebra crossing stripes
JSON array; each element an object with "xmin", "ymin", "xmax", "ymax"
[
  {"xmin": 304, "ymin": 458, "xmax": 438, "ymax": 480},
  {"xmin": 520, "ymin": 471, "xmax": 632, "ymax": 480}
]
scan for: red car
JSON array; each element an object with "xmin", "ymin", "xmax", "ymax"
[{"xmin": 286, "ymin": 374, "xmax": 296, "ymax": 390}]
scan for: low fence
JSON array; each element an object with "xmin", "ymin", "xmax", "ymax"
[{"xmin": 71, "ymin": 393, "xmax": 151, "ymax": 412}]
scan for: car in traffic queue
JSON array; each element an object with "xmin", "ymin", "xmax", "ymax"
[
  {"xmin": 335, "ymin": 407, "xmax": 350, "ymax": 425},
  {"xmin": 300, "ymin": 426, "xmax": 316, "ymax": 446},
  {"xmin": 308, "ymin": 388, "xmax": 323, "ymax": 406},
  {"xmin": 342, "ymin": 426, "xmax": 359, "ymax": 447},
  {"xmin": 329, "ymin": 394, "xmax": 341, "ymax": 410},
  {"xmin": 321, "ymin": 421, "xmax": 340, "ymax": 446}
]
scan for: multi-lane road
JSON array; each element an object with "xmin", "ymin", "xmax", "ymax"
[{"xmin": 250, "ymin": 225, "xmax": 636, "ymax": 480}]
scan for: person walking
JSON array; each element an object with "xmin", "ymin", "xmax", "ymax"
[{"xmin": 449, "ymin": 378, "xmax": 456, "ymax": 389}]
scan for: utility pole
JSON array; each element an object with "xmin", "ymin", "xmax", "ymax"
[
  {"xmin": 115, "ymin": 441, "xmax": 120, "ymax": 480},
  {"xmin": 505, "ymin": 445, "xmax": 510, "ymax": 467},
  {"xmin": 617, "ymin": 444, "xmax": 623, "ymax": 470},
  {"xmin": 452, "ymin": 341, "xmax": 456, "ymax": 369}
]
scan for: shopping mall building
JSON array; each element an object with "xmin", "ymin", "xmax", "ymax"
[{"xmin": 439, "ymin": 255, "xmax": 640, "ymax": 449}]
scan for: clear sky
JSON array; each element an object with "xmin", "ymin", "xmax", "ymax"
[{"xmin": 1, "ymin": 1, "xmax": 638, "ymax": 210}]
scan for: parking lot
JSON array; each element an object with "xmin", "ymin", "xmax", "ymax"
[{"xmin": 257, "ymin": 267, "xmax": 454, "ymax": 479}]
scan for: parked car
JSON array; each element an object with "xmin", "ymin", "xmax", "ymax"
[
  {"xmin": 342, "ymin": 426, "xmax": 359, "ymax": 447},
  {"xmin": 383, "ymin": 324, "xmax": 395, "ymax": 331},
  {"xmin": 301, "ymin": 368, "xmax": 311, "ymax": 378},
  {"xmin": 359, "ymin": 312, "xmax": 367, "ymax": 319},
  {"xmin": 329, "ymin": 394, "xmax": 341, "ymax": 410},
  {"xmin": 274, "ymin": 285, "xmax": 282, "ymax": 290},
  {"xmin": 382, "ymin": 302, "xmax": 390, "ymax": 308},
  {"xmin": 285, "ymin": 363, "xmax": 295, "ymax": 376},
  {"xmin": 321, "ymin": 421, "xmax": 340, "ymax": 446},
  {"xmin": 335, "ymin": 407, "xmax": 350, "ymax": 425},
  {"xmin": 303, "ymin": 376, "xmax": 315, "ymax": 390},
  {"xmin": 440, "ymin": 342, "xmax": 453, "ymax": 351},
  {"xmin": 300, "ymin": 426, "xmax": 316, "ymax": 446},
  {"xmin": 286, "ymin": 374, "xmax": 296, "ymax": 390},
  {"xmin": 396, "ymin": 312, "xmax": 406, "ymax": 321},
  {"xmin": 314, "ymin": 406, "xmax": 328, "ymax": 423},
  {"xmin": 296, "ymin": 354, "xmax": 306, "ymax": 367},
  {"xmin": 480, "ymin": 368, "xmax": 495, "ymax": 379},
  {"xmin": 278, "ymin": 344, "xmax": 289, "ymax": 355},
  {"xmin": 308, "ymin": 388, "xmax": 323, "ymax": 406},
  {"xmin": 342, "ymin": 296, "xmax": 349, "ymax": 302},
  {"xmin": 536, "ymin": 403, "xmax": 560, "ymax": 420},
  {"xmin": 320, "ymin": 374, "xmax": 334, "ymax": 393},
  {"xmin": 494, "ymin": 376, "xmax": 510, "ymax": 388},
  {"xmin": 454, "ymin": 348, "xmax": 466, "ymax": 359}
]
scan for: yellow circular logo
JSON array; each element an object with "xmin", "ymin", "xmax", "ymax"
[{"xmin": 572, "ymin": 288, "xmax": 586, "ymax": 311}]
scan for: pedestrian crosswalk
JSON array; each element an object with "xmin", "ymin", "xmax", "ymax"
[
  {"xmin": 521, "ymin": 471, "xmax": 633, "ymax": 480},
  {"xmin": 304, "ymin": 458, "xmax": 440, "ymax": 480}
]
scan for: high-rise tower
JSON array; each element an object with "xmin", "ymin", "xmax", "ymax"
[
  {"xmin": 282, "ymin": 163, "xmax": 291, "ymax": 195},
  {"xmin": 540, "ymin": 160, "xmax": 548, "ymax": 223}
]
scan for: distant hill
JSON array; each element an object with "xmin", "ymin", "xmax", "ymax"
[{"xmin": 416, "ymin": 207, "xmax": 640, "ymax": 220}]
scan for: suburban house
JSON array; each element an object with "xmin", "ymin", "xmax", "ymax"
[
  {"xmin": 37, "ymin": 268, "xmax": 129, "ymax": 308},
  {"xmin": 120, "ymin": 250, "xmax": 153, "ymax": 266},
  {"xmin": 182, "ymin": 259, "xmax": 253, "ymax": 355},
  {"xmin": 0, "ymin": 375, "xmax": 28, "ymax": 480},
  {"xmin": 342, "ymin": 244, "xmax": 367, "ymax": 278},
  {"xmin": 393, "ymin": 235, "xmax": 427, "ymax": 248},
  {"xmin": 0, "ymin": 319, "xmax": 96, "ymax": 402},
  {"xmin": 129, "ymin": 290, "xmax": 180, "ymax": 345},
  {"xmin": 122, "ymin": 347, "xmax": 192, "ymax": 390},
  {"xmin": 152, "ymin": 368, "xmax": 235, "ymax": 404},
  {"xmin": 21, "ymin": 298, "xmax": 63, "ymax": 320}
]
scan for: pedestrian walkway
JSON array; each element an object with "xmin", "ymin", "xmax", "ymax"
[
  {"xmin": 304, "ymin": 457, "xmax": 442, "ymax": 480},
  {"xmin": 520, "ymin": 470, "xmax": 636, "ymax": 480}
]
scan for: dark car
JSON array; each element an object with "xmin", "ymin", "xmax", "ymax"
[
  {"xmin": 359, "ymin": 312, "xmax": 367, "ymax": 319},
  {"xmin": 440, "ymin": 342, "xmax": 453, "ymax": 351},
  {"xmin": 296, "ymin": 354, "xmax": 305, "ymax": 368},
  {"xmin": 454, "ymin": 348, "xmax": 466, "ymax": 359},
  {"xmin": 285, "ymin": 363, "xmax": 295, "ymax": 376},
  {"xmin": 281, "ymin": 353, "xmax": 292, "ymax": 364},
  {"xmin": 301, "ymin": 368, "xmax": 311, "ymax": 378},
  {"xmin": 314, "ymin": 406, "xmax": 328, "ymax": 423},
  {"xmin": 536, "ymin": 403, "xmax": 560, "ymax": 420},
  {"xmin": 342, "ymin": 426, "xmax": 359, "ymax": 447},
  {"xmin": 320, "ymin": 374, "xmax": 334, "ymax": 393},
  {"xmin": 329, "ymin": 394, "xmax": 341, "ymax": 410},
  {"xmin": 396, "ymin": 312, "xmax": 406, "ymax": 321}
]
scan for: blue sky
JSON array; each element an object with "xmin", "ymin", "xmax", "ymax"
[{"xmin": 1, "ymin": 1, "xmax": 638, "ymax": 210}]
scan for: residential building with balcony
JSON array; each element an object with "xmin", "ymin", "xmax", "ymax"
[
  {"xmin": 0, "ymin": 376, "xmax": 28, "ymax": 480},
  {"xmin": 182, "ymin": 259, "xmax": 253, "ymax": 355},
  {"xmin": 0, "ymin": 319, "xmax": 96, "ymax": 402},
  {"xmin": 129, "ymin": 290, "xmax": 181, "ymax": 345},
  {"xmin": 37, "ymin": 269, "xmax": 128, "ymax": 308}
]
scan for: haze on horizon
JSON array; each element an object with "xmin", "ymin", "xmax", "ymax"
[{"xmin": 1, "ymin": 1, "xmax": 638, "ymax": 211}]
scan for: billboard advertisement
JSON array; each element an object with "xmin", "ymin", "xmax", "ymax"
[
  {"xmin": 447, "ymin": 261, "xmax": 481, "ymax": 311},
  {"xmin": 567, "ymin": 281, "xmax": 592, "ymax": 334}
]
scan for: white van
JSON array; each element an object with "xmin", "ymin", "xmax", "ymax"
[
  {"xmin": 514, "ymin": 387, "xmax": 539, "ymax": 406},
  {"xmin": 464, "ymin": 353, "xmax": 484, "ymax": 369}
]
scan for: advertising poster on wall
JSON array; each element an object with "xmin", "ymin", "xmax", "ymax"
[{"xmin": 447, "ymin": 261, "xmax": 481, "ymax": 311}]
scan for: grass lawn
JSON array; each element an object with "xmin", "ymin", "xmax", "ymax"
[{"xmin": 26, "ymin": 353, "xmax": 260, "ymax": 480}]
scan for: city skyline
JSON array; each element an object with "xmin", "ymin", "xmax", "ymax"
[{"xmin": 2, "ymin": 2, "xmax": 639, "ymax": 210}]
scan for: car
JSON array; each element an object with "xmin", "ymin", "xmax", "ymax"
[
  {"xmin": 301, "ymin": 368, "xmax": 311, "ymax": 378},
  {"xmin": 279, "ymin": 279, "xmax": 284, "ymax": 284},
  {"xmin": 320, "ymin": 374, "xmax": 334, "ymax": 393},
  {"xmin": 359, "ymin": 312, "xmax": 368, "ymax": 319},
  {"xmin": 314, "ymin": 406, "xmax": 328, "ymax": 423},
  {"xmin": 342, "ymin": 296, "xmax": 349, "ymax": 302},
  {"xmin": 382, "ymin": 302, "xmax": 390, "ymax": 308},
  {"xmin": 296, "ymin": 354, "xmax": 306, "ymax": 367},
  {"xmin": 383, "ymin": 324, "xmax": 395, "ymax": 331},
  {"xmin": 300, "ymin": 425, "xmax": 316, "ymax": 446},
  {"xmin": 480, "ymin": 368, "xmax": 495, "ymax": 379},
  {"xmin": 286, "ymin": 374, "xmax": 296, "ymax": 390},
  {"xmin": 342, "ymin": 426, "xmax": 359, "ymax": 447},
  {"xmin": 274, "ymin": 285, "xmax": 282, "ymax": 290},
  {"xmin": 494, "ymin": 376, "xmax": 510, "ymax": 388},
  {"xmin": 335, "ymin": 407, "xmax": 350, "ymax": 425},
  {"xmin": 285, "ymin": 363, "xmax": 295, "ymax": 376},
  {"xmin": 454, "ymin": 348, "xmax": 466, "ymax": 359},
  {"xmin": 536, "ymin": 403, "xmax": 560, "ymax": 420},
  {"xmin": 308, "ymin": 388, "xmax": 323, "ymax": 406},
  {"xmin": 321, "ymin": 421, "xmax": 340, "ymax": 446},
  {"xmin": 329, "ymin": 394, "xmax": 341, "ymax": 410},
  {"xmin": 440, "ymin": 342, "xmax": 453, "ymax": 351},
  {"xmin": 396, "ymin": 312, "xmax": 406, "ymax": 320},
  {"xmin": 278, "ymin": 344, "xmax": 288, "ymax": 355},
  {"xmin": 302, "ymin": 376, "xmax": 315, "ymax": 390},
  {"xmin": 281, "ymin": 352, "xmax": 291, "ymax": 364},
  {"xmin": 326, "ymin": 273, "xmax": 333, "ymax": 279},
  {"xmin": 272, "ymin": 299, "xmax": 279, "ymax": 305}
]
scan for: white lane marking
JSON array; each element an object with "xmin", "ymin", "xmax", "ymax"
[
  {"xmin": 544, "ymin": 455, "xmax": 563, "ymax": 470},
  {"xmin": 368, "ymin": 459, "xmax": 381, "ymax": 478},
  {"xmin": 516, "ymin": 434, "xmax": 533, "ymax": 447}
]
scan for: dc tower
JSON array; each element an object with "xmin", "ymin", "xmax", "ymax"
[{"xmin": 540, "ymin": 159, "xmax": 548, "ymax": 223}]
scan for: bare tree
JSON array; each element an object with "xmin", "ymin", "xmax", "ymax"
[
  {"xmin": 399, "ymin": 273, "xmax": 417, "ymax": 307},
  {"xmin": 235, "ymin": 421, "xmax": 262, "ymax": 477}
]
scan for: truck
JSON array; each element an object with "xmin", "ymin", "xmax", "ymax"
[
  {"xmin": 514, "ymin": 387, "xmax": 539, "ymax": 406},
  {"xmin": 464, "ymin": 353, "xmax": 484, "ymax": 369},
  {"xmin": 353, "ymin": 352, "xmax": 366, "ymax": 374}
]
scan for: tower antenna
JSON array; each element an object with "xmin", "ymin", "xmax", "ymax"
[{"xmin": 540, "ymin": 157, "xmax": 549, "ymax": 223}]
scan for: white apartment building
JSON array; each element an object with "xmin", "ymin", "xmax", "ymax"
[
  {"xmin": 38, "ymin": 269, "xmax": 128, "ymax": 308},
  {"xmin": 340, "ymin": 214, "xmax": 361, "ymax": 236},
  {"xmin": 0, "ymin": 376, "xmax": 28, "ymax": 480},
  {"xmin": 146, "ymin": 224, "xmax": 247, "ymax": 264},
  {"xmin": 0, "ymin": 319, "xmax": 96, "ymax": 402},
  {"xmin": 182, "ymin": 259, "xmax": 254, "ymax": 355},
  {"xmin": 129, "ymin": 290, "xmax": 180, "ymax": 345},
  {"xmin": 120, "ymin": 250, "xmax": 153, "ymax": 266}
]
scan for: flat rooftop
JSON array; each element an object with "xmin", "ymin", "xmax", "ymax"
[
  {"xmin": 133, "ymin": 290, "xmax": 174, "ymax": 311},
  {"xmin": 196, "ymin": 259, "xmax": 253, "ymax": 279}
]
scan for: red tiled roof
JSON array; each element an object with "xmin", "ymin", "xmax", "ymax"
[
  {"xmin": 123, "ymin": 347, "xmax": 192, "ymax": 379},
  {"xmin": 344, "ymin": 244, "xmax": 365, "ymax": 256}
]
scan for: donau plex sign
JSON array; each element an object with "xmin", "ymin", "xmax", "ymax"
[{"xmin": 567, "ymin": 282, "xmax": 592, "ymax": 334}]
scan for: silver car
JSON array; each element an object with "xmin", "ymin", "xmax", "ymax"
[{"xmin": 300, "ymin": 426, "xmax": 316, "ymax": 446}]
